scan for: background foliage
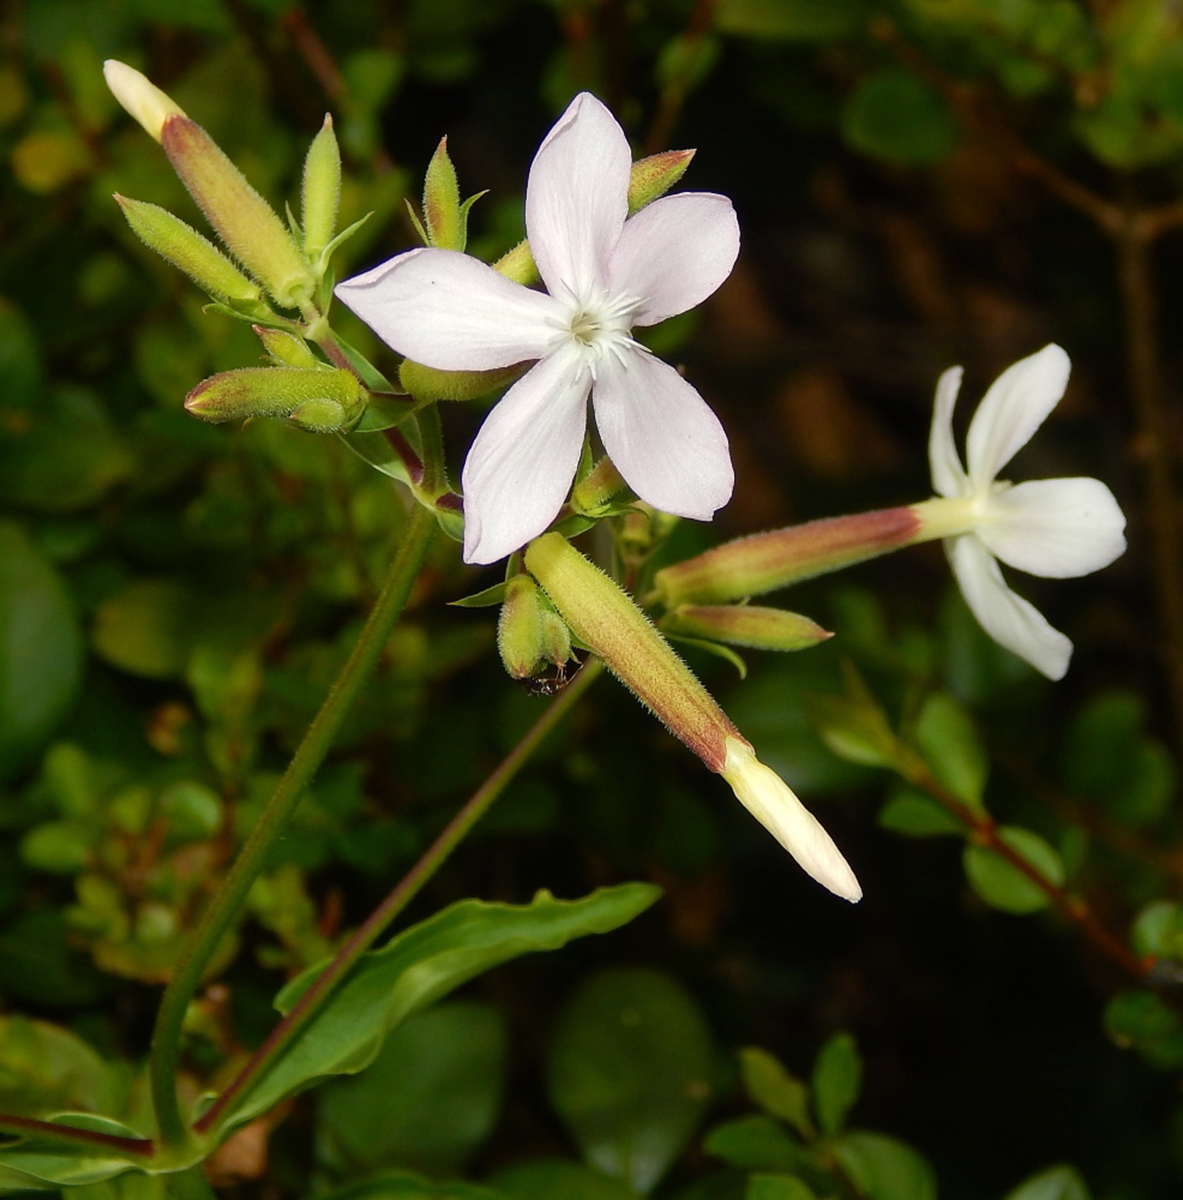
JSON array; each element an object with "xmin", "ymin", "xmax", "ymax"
[{"xmin": 0, "ymin": 0, "xmax": 1179, "ymax": 1197}]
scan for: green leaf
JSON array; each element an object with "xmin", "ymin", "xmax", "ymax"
[
  {"xmin": 319, "ymin": 1001, "xmax": 506, "ymax": 1175},
  {"xmin": 963, "ymin": 827, "xmax": 1064, "ymax": 915},
  {"xmin": 0, "ymin": 522, "xmax": 83, "ymax": 779},
  {"xmin": 915, "ymin": 693, "xmax": 986, "ymax": 810},
  {"xmin": 493, "ymin": 1160, "xmax": 638, "ymax": 1200},
  {"xmin": 1132, "ymin": 901, "xmax": 1183, "ymax": 960},
  {"xmin": 810, "ymin": 1033, "xmax": 860, "ymax": 1136},
  {"xmin": 835, "ymin": 1132, "xmax": 936, "ymax": 1200},
  {"xmin": 1104, "ymin": 990, "xmax": 1183, "ymax": 1070},
  {"xmin": 746, "ymin": 1176, "xmax": 817, "ymax": 1200},
  {"xmin": 841, "ymin": 68, "xmax": 958, "ymax": 165},
  {"xmin": 218, "ymin": 884, "xmax": 660, "ymax": 1135},
  {"xmin": 714, "ymin": 0, "xmax": 868, "ymax": 40},
  {"xmin": 737, "ymin": 1048, "xmax": 813, "ymax": 1138},
  {"xmin": 0, "ymin": 1015, "xmax": 117, "ymax": 1116},
  {"xmin": 0, "ymin": 1115, "xmax": 146, "ymax": 1187},
  {"xmin": 877, "ymin": 787, "xmax": 963, "ymax": 838},
  {"xmin": 1003, "ymin": 1164, "xmax": 1091, "ymax": 1200},
  {"xmin": 547, "ymin": 967, "xmax": 716, "ymax": 1194},
  {"xmin": 317, "ymin": 1169, "xmax": 509, "ymax": 1200},
  {"xmin": 703, "ymin": 1116, "xmax": 806, "ymax": 1173},
  {"xmin": 449, "ymin": 582, "xmax": 510, "ymax": 609},
  {"xmin": 91, "ymin": 581, "xmax": 198, "ymax": 680}
]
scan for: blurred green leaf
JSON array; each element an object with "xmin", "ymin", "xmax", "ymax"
[
  {"xmin": 547, "ymin": 967, "xmax": 716, "ymax": 1194},
  {"xmin": 320, "ymin": 1001, "xmax": 506, "ymax": 1175},
  {"xmin": 218, "ymin": 884, "xmax": 661, "ymax": 1135},
  {"xmin": 738, "ymin": 1048, "xmax": 813, "ymax": 1137},
  {"xmin": 703, "ymin": 1116, "xmax": 806, "ymax": 1173},
  {"xmin": 841, "ymin": 68, "xmax": 958, "ymax": 165},
  {"xmin": 493, "ymin": 1160, "xmax": 638, "ymax": 1200},
  {"xmin": 877, "ymin": 787, "xmax": 963, "ymax": 838},
  {"xmin": 915, "ymin": 693, "xmax": 987, "ymax": 810},
  {"xmin": 1104, "ymin": 990, "xmax": 1183, "ymax": 1070},
  {"xmin": 20, "ymin": 820, "xmax": 91, "ymax": 874},
  {"xmin": 835, "ymin": 1132, "xmax": 936, "ymax": 1200},
  {"xmin": 0, "ymin": 909, "xmax": 108, "ymax": 1007},
  {"xmin": 0, "ymin": 1015, "xmax": 117, "ymax": 1116},
  {"xmin": 1132, "ymin": 901, "xmax": 1183, "ymax": 960},
  {"xmin": 0, "ymin": 1115, "xmax": 145, "ymax": 1186},
  {"xmin": 1003, "ymin": 1164, "xmax": 1091, "ymax": 1200},
  {"xmin": 810, "ymin": 1033, "xmax": 860, "ymax": 1136},
  {"xmin": 0, "ymin": 523, "xmax": 83, "ymax": 779},
  {"xmin": 0, "ymin": 299, "xmax": 42, "ymax": 409},
  {"xmin": 963, "ymin": 827, "xmax": 1064, "ymax": 915},
  {"xmin": 745, "ymin": 1176, "xmax": 816, "ymax": 1200},
  {"xmin": 318, "ymin": 1173, "xmax": 507, "ymax": 1200},
  {"xmin": 715, "ymin": 0, "xmax": 868, "ymax": 40},
  {"xmin": 92, "ymin": 581, "xmax": 198, "ymax": 680}
]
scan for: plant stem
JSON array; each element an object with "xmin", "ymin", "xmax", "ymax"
[
  {"xmin": 194, "ymin": 658, "xmax": 602, "ymax": 1138},
  {"xmin": 1114, "ymin": 201, "xmax": 1183, "ymax": 758},
  {"xmin": 149, "ymin": 503, "xmax": 436, "ymax": 1151},
  {"xmin": 0, "ymin": 1114, "xmax": 153, "ymax": 1158}
]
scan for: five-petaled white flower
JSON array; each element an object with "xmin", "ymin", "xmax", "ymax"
[
  {"xmin": 919, "ymin": 343, "xmax": 1126, "ymax": 680},
  {"xmin": 335, "ymin": 92, "xmax": 739, "ymax": 565}
]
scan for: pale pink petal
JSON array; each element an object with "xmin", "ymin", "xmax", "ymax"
[
  {"xmin": 966, "ymin": 344, "xmax": 1070, "ymax": 485},
  {"xmin": 928, "ymin": 366, "xmax": 967, "ymax": 499},
  {"xmin": 947, "ymin": 534, "xmax": 1072, "ymax": 680},
  {"xmin": 592, "ymin": 349, "xmax": 732, "ymax": 520},
  {"xmin": 609, "ymin": 193, "xmax": 740, "ymax": 327},
  {"xmin": 461, "ymin": 345, "xmax": 591, "ymax": 564},
  {"xmin": 525, "ymin": 93, "xmax": 631, "ymax": 302},
  {"xmin": 976, "ymin": 477, "xmax": 1127, "ymax": 579},
  {"xmin": 335, "ymin": 247, "xmax": 561, "ymax": 370}
]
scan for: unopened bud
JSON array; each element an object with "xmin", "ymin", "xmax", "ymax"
[
  {"xmin": 423, "ymin": 137, "xmax": 465, "ymax": 251},
  {"xmin": 662, "ymin": 605, "xmax": 832, "ymax": 651},
  {"xmin": 103, "ymin": 60, "xmax": 186, "ymax": 142},
  {"xmin": 162, "ymin": 117, "xmax": 315, "ymax": 309},
  {"xmin": 400, "ymin": 358, "xmax": 527, "ymax": 403},
  {"xmin": 498, "ymin": 576, "xmax": 546, "ymax": 680},
  {"xmin": 654, "ymin": 508, "xmax": 924, "ymax": 608},
  {"xmin": 302, "ymin": 115, "xmax": 341, "ymax": 263},
  {"xmin": 628, "ymin": 149, "xmax": 695, "ymax": 214},
  {"xmin": 185, "ymin": 366, "xmax": 362, "ymax": 429},
  {"xmin": 255, "ymin": 326, "xmax": 317, "ymax": 369},
  {"xmin": 115, "ymin": 195, "xmax": 263, "ymax": 304},
  {"xmin": 571, "ymin": 458, "xmax": 626, "ymax": 516}
]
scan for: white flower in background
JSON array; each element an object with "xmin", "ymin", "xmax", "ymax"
[
  {"xmin": 336, "ymin": 92, "xmax": 739, "ymax": 565},
  {"xmin": 918, "ymin": 343, "xmax": 1126, "ymax": 680}
]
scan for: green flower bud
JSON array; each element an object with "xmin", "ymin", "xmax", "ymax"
[
  {"xmin": 498, "ymin": 576, "xmax": 547, "ymax": 680},
  {"xmin": 103, "ymin": 60, "xmax": 186, "ymax": 143},
  {"xmin": 302, "ymin": 114, "xmax": 341, "ymax": 264},
  {"xmin": 255, "ymin": 326, "xmax": 317, "ymax": 368},
  {"xmin": 162, "ymin": 116, "xmax": 316, "ymax": 309},
  {"xmin": 185, "ymin": 366, "xmax": 362, "ymax": 429},
  {"xmin": 627, "ymin": 149, "xmax": 695, "ymax": 214},
  {"xmin": 571, "ymin": 457, "xmax": 626, "ymax": 516},
  {"xmin": 115, "ymin": 194, "xmax": 263, "ymax": 304},
  {"xmin": 399, "ymin": 357, "xmax": 527, "ymax": 402},
  {"xmin": 423, "ymin": 136, "xmax": 464, "ymax": 251},
  {"xmin": 661, "ymin": 604, "xmax": 832, "ymax": 651}
]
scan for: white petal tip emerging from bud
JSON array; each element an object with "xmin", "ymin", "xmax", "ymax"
[
  {"xmin": 103, "ymin": 60, "xmax": 187, "ymax": 142},
  {"xmin": 721, "ymin": 738, "xmax": 862, "ymax": 903}
]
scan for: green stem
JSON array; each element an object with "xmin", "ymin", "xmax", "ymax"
[
  {"xmin": 194, "ymin": 658, "xmax": 602, "ymax": 1139},
  {"xmin": 149, "ymin": 503, "xmax": 436, "ymax": 1150},
  {"xmin": 164, "ymin": 1165, "xmax": 218, "ymax": 1200}
]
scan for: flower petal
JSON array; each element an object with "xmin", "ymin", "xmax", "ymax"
[
  {"xmin": 525, "ymin": 92, "xmax": 631, "ymax": 302},
  {"xmin": 609, "ymin": 193, "xmax": 740, "ymax": 327},
  {"xmin": 928, "ymin": 365, "xmax": 967, "ymax": 499},
  {"xmin": 335, "ymin": 247, "xmax": 561, "ymax": 370},
  {"xmin": 461, "ymin": 345, "xmax": 591, "ymax": 564},
  {"xmin": 966, "ymin": 343, "xmax": 1070, "ymax": 486},
  {"xmin": 592, "ymin": 349, "xmax": 732, "ymax": 520},
  {"xmin": 947, "ymin": 534, "xmax": 1073, "ymax": 680},
  {"xmin": 977, "ymin": 477, "xmax": 1127, "ymax": 579}
]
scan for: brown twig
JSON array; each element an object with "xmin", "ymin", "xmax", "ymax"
[{"xmin": 644, "ymin": 0, "xmax": 721, "ymax": 154}]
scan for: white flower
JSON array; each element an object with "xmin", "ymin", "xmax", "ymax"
[
  {"xmin": 335, "ymin": 93, "xmax": 739, "ymax": 565},
  {"xmin": 922, "ymin": 343, "xmax": 1126, "ymax": 680}
]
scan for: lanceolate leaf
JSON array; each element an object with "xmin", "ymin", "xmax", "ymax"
[
  {"xmin": 217, "ymin": 884, "xmax": 661, "ymax": 1136},
  {"xmin": 0, "ymin": 1115, "xmax": 147, "ymax": 1187}
]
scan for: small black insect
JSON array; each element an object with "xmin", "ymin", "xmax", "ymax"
[{"xmin": 518, "ymin": 652, "xmax": 586, "ymax": 697}]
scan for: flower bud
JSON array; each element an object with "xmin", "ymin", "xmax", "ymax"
[
  {"xmin": 662, "ymin": 604, "xmax": 832, "ymax": 651},
  {"xmin": 302, "ymin": 115, "xmax": 341, "ymax": 264},
  {"xmin": 162, "ymin": 117, "xmax": 316, "ymax": 309},
  {"xmin": 115, "ymin": 195, "xmax": 263, "ymax": 305},
  {"xmin": 254, "ymin": 326, "xmax": 318, "ymax": 369},
  {"xmin": 525, "ymin": 533, "xmax": 860, "ymax": 901},
  {"xmin": 498, "ymin": 576, "xmax": 547, "ymax": 680},
  {"xmin": 571, "ymin": 458, "xmax": 626, "ymax": 516},
  {"xmin": 185, "ymin": 366, "xmax": 362, "ymax": 429},
  {"xmin": 423, "ymin": 137, "xmax": 466, "ymax": 252},
  {"xmin": 627, "ymin": 149, "xmax": 695, "ymax": 214},
  {"xmin": 103, "ymin": 60, "xmax": 186, "ymax": 142},
  {"xmin": 654, "ymin": 508, "xmax": 923, "ymax": 608},
  {"xmin": 400, "ymin": 358, "xmax": 527, "ymax": 403}
]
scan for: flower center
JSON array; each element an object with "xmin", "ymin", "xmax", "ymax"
[{"xmin": 557, "ymin": 289, "xmax": 641, "ymax": 367}]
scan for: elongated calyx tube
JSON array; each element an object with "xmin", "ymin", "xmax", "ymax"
[{"xmin": 524, "ymin": 533, "xmax": 861, "ymax": 901}]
